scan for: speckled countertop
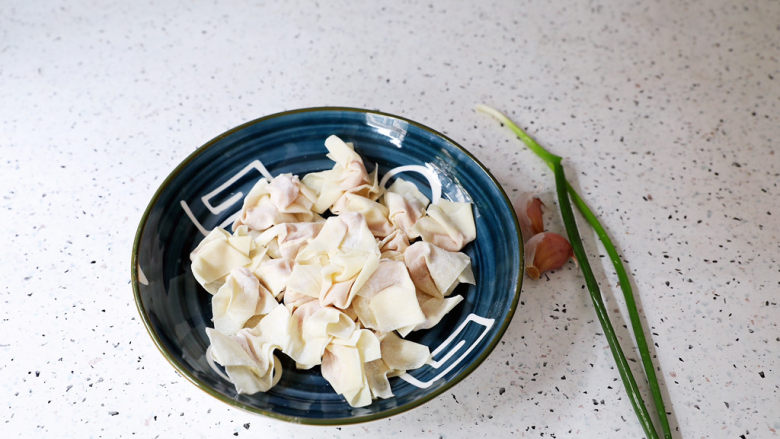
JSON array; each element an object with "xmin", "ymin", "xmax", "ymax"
[{"xmin": 2, "ymin": 0, "xmax": 778, "ymax": 437}]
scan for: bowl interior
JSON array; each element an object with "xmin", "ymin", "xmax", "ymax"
[{"xmin": 133, "ymin": 108, "xmax": 522, "ymax": 424}]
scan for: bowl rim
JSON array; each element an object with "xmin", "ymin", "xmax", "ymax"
[{"xmin": 131, "ymin": 106, "xmax": 523, "ymax": 425}]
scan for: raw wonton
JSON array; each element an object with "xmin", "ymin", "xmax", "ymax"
[
  {"xmin": 253, "ymin": 222, "xmax": 324, "ymax": 261},
  {"xmin": 191, "ymin": 228, "xmax": 252, "ymax": 294},
  {"xmin": 320, "ymin": 329, "xmax": 381, "ymax": 407},
  {"xmin": 205, "ymin": 304, "xmax": 292, "ymax": 393},
  {"xmin": 295, "ymin": 212, "xmax": 381, "ymax": 309},
  {"xmin": 358, "ymin": 331, "xmax": 432, "ymax": 400},
  {"xmin": 284, "ymin": 263, "xmax": 322, "ymax": 302},
  {"xmin": 212, "ymin": 267, "xmax": 277, "ymax": 334},
  {"xmin": 246, "ymin": 221, "xmax": 322, "ymax": 297},
  {"xmin": 352, "ymin": 259, "xmax": 426, "ymax": 334},
  {"xmin": 404, "ymin": 241, "xmax": 474, "ymax": 298},
  {"xmin": 411, "ymin": 199, "xmax": 476, "ymax": 251},
  {"xmin": 383, "ymin": 178, "xmax": 429, "ymax": 237},
  {"xmin": 252, "ymin": 258, "xmax": 293, "ymax": 298},
  {"xmin": 331, "ymin": 193, "xmax": 394, "ymax": 238},
  {"xmin": 301, "ymin": 135, "xmax": 380, "ymax": 213},
  {"xmin": 285, "ymin": 300, "xmax": 356, "ymax": 369},
  {"xmin": 364, "ymin": 359, "xmax": 393, "ymax": 399},
  {"xmin": 233, "ymin": 173, "xmax": 318, "ymax": 232}
]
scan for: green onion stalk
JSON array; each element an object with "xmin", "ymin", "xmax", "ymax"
[{"xmin": 476, "ymin": 104, "xmax": 671, "ymax": 439}]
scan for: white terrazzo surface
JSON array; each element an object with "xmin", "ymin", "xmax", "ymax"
[{"xmin": 1, "ymin": 0, "xmax": 778, "ymax": 437}]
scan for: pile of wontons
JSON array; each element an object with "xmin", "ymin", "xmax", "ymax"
[{"xmin": 190, "ymin": 135, "xmax": 476, "ymax": 407}]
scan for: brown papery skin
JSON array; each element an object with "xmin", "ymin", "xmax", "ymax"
[
  {"xmin": 516, "ymin": 193, "xmax": 545, "ymax": 243},
  {"xmin": 526, "ymin": 197, "xmax": 544, "ymax": 235},
  {"xmin": 524, "ymin": 232, "xmax": 573, "ymax": 279}
]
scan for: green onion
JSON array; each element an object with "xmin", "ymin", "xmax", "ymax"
[
  {"xmin": 477, "ymin": 104, "xmax": 671, "ymax": 439},
  {"xmin": 553, "ymin": 160, "xmax": 659, "ymax": 439}
]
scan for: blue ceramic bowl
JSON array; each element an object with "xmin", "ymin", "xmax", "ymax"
[{"xmin": 132, "ymin": 107, "xmax": 522, "ymax": 424}]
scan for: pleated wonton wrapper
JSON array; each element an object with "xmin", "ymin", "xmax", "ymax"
[
  {"xmin": 318, "ymin": 325, "xmax": 431, "ymax": 407},
  {"xmin": 351, "ymin": 259, "xmax": 426, "ymax": 335},
  {"xmin": 212, "ymin": 267, "xmax": 277, "ymax": 334},
  {"xmin": 301, "ymin": 135, "xmax": 381, "ymax": 213},
  {"xmin": 285, "ymin": 300, "xmax": 357, "ymax": 370},
  {"xmin": 360, "ymin": 332, "xmax": 432, "ymax": 402},
  {"xmin": 292, "ymin": 212, "xmax": 381, "ymax": 310},
  {"xmin": 331, "ymin": 193, "xmax": 394, "ymax": 238},
  {"xmin": 382, "ymin": 177, "xmax": 430, "ymax": 238},
  {"xmin": 248, "ymin": 221, "xmax": 323, "ymax": 297},
  {"xmin": 253, "ymin": 221, "xmax": 325, "ymax": 261},
  {"xmin": 233, "ymin": 173, "xmax": 319, "ymax": 232},
  {"xmin": 412, "ymin": 199, "xmax": 476, "ymax": 251},
  {"xmin": 321, "ymin": 328, "xmax": 382, "ymax": 407},
  {"xmin": 205, "ymin": 304, "xmax": 292, "ymax": 393},
  {"xmin": 404, "ymin": 241, "xmax": 475, "ymax": 298},
  {"xmin": 190, "ymin": 228, "xmax": 253, "ymax": 294}
]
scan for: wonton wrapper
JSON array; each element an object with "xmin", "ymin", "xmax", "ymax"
[
  {"xmin": 233, "ymin": 174, "xmax": 318, "ymax": 232},
  {"xmin": 285, "ymin": 264, "xmax": 322, "ymax": 301},
  {"xmin": 252, "ymin": 258, "xmax": 292, "ymax": 298},
  {"xmin": 379, "ymin": 331, "xmax": 430, "ymax": 371},
  {"xmin": 252, "ymin": 226, "xmax": 282, "ymax": 259},
  {"xmin": 352, "ymin": 259, "xmax": 425, "ymax": 334},
  {"xmin": 358, "ymin": 330, "xmax": 432, "ymax": 401},
  {"xmin": 294, "ymin": 215, "xmax": 347, "ymax": 263},
  {"xmin": 320, "ymin": 329, "xmax": 381, "ymax": 407},
  {"xmin": 383, "ymin": 178, "xmax": 429, "ymax": 237},
  {"xmin": 398, "ymin": 292, "xmax": 464, "ymax": 334},
  {"xmin": 285, "ymin": 300, "xmax": 357, "ymax": 369},
  {"xmin": 364, "ymin": 359, "xmax": 393, "ymax": 399},
  {"xmin": 411, "ymin": 199, "xmax": 476, "ymax": 251},
  {"xmin": 295, "ymin": 212, "xmax": 381, "ymax": 309},
  {"xmin": 243, "ymin": 303, "xmax": 294, "ymax": 348},
  {"xmin": 191, "ymin": 228, "xmax": 252, "ymax": 294},
  {"xmin": 212, "ymin": 267, "xmax": 277, "ymax": 334},
  {"xmin": 301, "ymin": 135, "xmax": 380, "ymax": 213},
  {"xmin": 247, "ymin": 221, "xmax": 323, "ymax": 297},
  {"xmin": 253, "ymin": 222, "xmax": 324, "ymax": 261},
  {"xmin": 378, "ymin": 229, "xmax": 410, "ymax": 253},
  {"xmin": 332, "ymin": 193, "xmax": 394, "ymax": 238},
  {"xmin": 404, "ymin": 241, "xmax": 475, "ymax": 298},
  {"xmin": 206, "ymin": 305, "xmax": 291, "ymax": 394}
]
